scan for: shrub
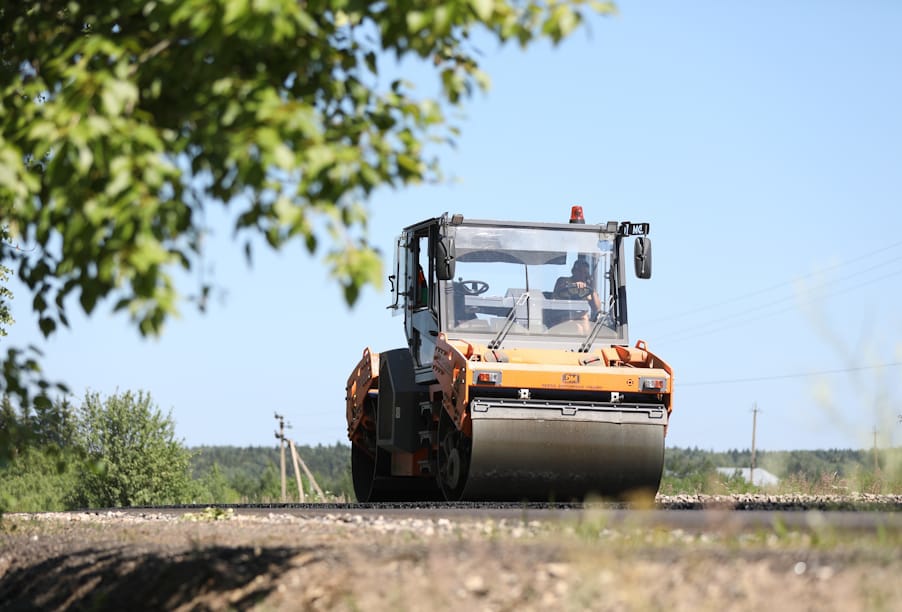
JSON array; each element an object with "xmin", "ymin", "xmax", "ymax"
[{"xmin": 67, "ymin": 390, "xmax": 194, "ymax": 508}]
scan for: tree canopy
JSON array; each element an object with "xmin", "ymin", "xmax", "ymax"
[{"xmin": 0, "ymin": 0, "xmax": 611, "ymax": 344}]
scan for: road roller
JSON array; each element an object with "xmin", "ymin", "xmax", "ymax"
[{"xmin": 345, "ymin": 207, "xmax": 672, "ymax": 501}]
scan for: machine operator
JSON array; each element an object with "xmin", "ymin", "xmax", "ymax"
[{"xmin": 553, "ymin": 259, "xmax": 601, "ymax": 320}]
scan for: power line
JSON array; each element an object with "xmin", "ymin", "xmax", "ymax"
[
  {"xmin": 646, "ymin": 239, "xmax": 902, "ymax": 326},
  {"xmin": 654, "ymin": 267, "xmax": 902, "ymax": 345},
  {"xmin": 680, "ymin": 361, "xmax": 902, "ymax": 387},
  {"xmin": 655, "ymin": 259, "xmax": 902, "ymax": 340}
]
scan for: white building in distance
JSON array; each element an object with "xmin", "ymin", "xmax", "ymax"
[{"xmin": 716, "ymin": 467, "xmax": 780, "ymax": 487}]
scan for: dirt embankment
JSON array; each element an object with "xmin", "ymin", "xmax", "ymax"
[{"xmin": 1, "ymin": 502, "xmax": 900, "ymax": 611}]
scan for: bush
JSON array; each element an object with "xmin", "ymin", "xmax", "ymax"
[
  {"xmin": 0, "ymin": 446, "xmax": 79, "ymax": 512},
  {"xmin": 67, "ymin": 390, "xmax": 194, "ymax": 508}
]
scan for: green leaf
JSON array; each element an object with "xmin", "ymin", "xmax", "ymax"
[
  {"xmin": 100, "ymin": 79, "xmax": 139, "ymax": 116},
  {"xmin": 406, "ymin": 11, "xmax": 428, "ymax": 33},
  {"xmin": 79, "ymin": 290, "xmax": 98, "ymax": 315},
  {"xmin": 38, "ymin": 318, "xmax": 57, "ymax": 337},
  {"xmin": 470, "ymin": 0, "xmax": 494, "ymax": 21}
]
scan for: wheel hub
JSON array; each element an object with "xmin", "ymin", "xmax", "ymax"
[{"xmin": 444, "ymin": 448, "xmax": 461, "ymax": 489}]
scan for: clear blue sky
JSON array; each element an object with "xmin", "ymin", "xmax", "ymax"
[{"xmin": 7, "ymin": 0, "xmax": 902, "ymax": 451}]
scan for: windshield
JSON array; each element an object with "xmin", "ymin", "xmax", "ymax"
[{"xmin": 442, "ymin": 224, "xmax": 621, "ymax": 344}]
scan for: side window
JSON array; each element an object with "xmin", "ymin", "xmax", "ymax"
[
  {"xmin": 412, "ymin": 234, "xmax": 430, "ymax": 309},
  {"xmin": 404, "ymin": 229, "xmax": 439, "ymax": 373},
  {"xmin": 389, "ymin": 235, "xmax": 406, "ymax": 314}
]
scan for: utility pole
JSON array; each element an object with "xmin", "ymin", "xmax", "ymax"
[
  {"xmin": 873, "ymin": 426, "xmax": 879, "ymax": 473},
  {"xmin": 750, "ymin": 403, "xmax": 759, "ymax": 487},
  {"xmin": 274, "ymin": 413, "xmax": 287, "ymax": 502},
  {"xmin": 289, "ymin": 439, "xmax": 326, "ymax": 500},
  {"xmin": 288, "ymin": 439, "xmax": 305, "ymax": 503}
]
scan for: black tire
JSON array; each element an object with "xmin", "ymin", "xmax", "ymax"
[
  {"xmin": 351, "ymin": 442, "xmax": 377, "ymax": 503},
  {"xmin": 437, "ymin": 409, "xmax": 471, "ymax": 501},
  {"xmin": 351, "ymin": 399, "xmax": 442, "ymax": 502}
]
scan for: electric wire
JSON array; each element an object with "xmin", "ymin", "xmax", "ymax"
[
  {"xmin": 644, "ymin": 239, "xmax": 902, "ymax": 387},
  {"xmin": 654, "ymin": 266, "xmax": 902, "ymax": 345},
  {"xmin": 680, "ymin": 361, "xmax": 902, "ymax": 387},
  {"xmin": 646, "ymin": 239, "xmax": 902, "ymax": 327}
]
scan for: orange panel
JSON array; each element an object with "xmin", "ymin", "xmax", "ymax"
[
  {"xmin": 468, "ymin": 361, "xmax": 671, "ymax": 394},
  {"xmin": 434, "ymin": 336, "xmax": 471, "ymax": 432},
  {"xmin": 344, "ymin": 347, "xmax": 379, "ymax": 439},
  {"xmin": 389, "ymin": 447, "xmax": 433, "ymax": 477}
]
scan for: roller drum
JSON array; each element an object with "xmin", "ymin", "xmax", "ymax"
[{"xmin": 460, "ymin": 399, "xmax": 667, "ymax": 501}]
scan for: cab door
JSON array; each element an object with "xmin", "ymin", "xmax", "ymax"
[{"xmin": 402, "ymin": 227, "xmax": 440, "ymax": 383}]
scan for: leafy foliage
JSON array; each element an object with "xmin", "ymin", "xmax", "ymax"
[
  {"xmin": 190, "ymin": 462, "xmax": 242, "ymax": 504},
  {"xmin": 67, "ymin": 390, "xmax": 194, "ymax": 508},
  {"xmin": 0, "ymin": 0, "xmax": 612, "ymax": 341},
  {"xmin": 0, "ymin": 395, "xmax": 80, "ymax": 511},
  {"xmin": 1, "ymin": 391, "xmax": 200, "ymax": 511},
  {"xmin": 0, "ymin": 445, "xmax": 80, "ymax": 512}
]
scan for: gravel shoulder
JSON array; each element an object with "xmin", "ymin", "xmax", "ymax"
[{"xmin": 1, "ymin": 497, "xmax": 900, "ymax": 611}]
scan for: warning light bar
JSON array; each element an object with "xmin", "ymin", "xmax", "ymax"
[{"xmin": 569, "ymin": 206, "xmax": 585, "ymax": 224}]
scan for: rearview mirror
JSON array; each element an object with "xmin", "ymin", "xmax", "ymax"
[
  {"xmin": 634, "ymin": 237, "xmax": 652, "ymax": 279},
  {"xmin": 435, "ymin": 236, "xmax": 456, "ymax": 280}
]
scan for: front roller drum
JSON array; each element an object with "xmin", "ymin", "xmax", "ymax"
[{"xmin": 448, "ymin": 399, "xmax": 667, "ymax": 502}]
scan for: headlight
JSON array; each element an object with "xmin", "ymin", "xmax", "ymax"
[
  {"xmin": 474, "ymin": 370, "xmax": 502, "ymax": 385},
  {"xmin": 640, "ymin": 377, "xmax": 667, "ymax": 392}
]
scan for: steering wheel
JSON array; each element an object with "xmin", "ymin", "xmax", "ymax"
[
  {"xmin": 562, "ymin": 282, "xmax": 593, "ymax": 299},
  {"xmin": 458, "ymin": 280, "xmax": 489, "ymax": 296}
]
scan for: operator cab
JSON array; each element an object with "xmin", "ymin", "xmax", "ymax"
[{"xmin": 389, "ymin": 208, "xmax": 652, "ymax": 382}]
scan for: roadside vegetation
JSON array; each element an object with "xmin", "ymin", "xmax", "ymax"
[
  {"xmin": 1, "ymin": 391, "xmax": 193, "ymax": 512},
  {"xmin": 0, "ymin": 390, "xmax": 354, "ymax": 512},
  {"xmin": 2, "ymin": 391, "xmax": 899, "ymax": 513},
  {"xmin": 660, "ymin": 446, "xmax": 902, "ymax": 496}
]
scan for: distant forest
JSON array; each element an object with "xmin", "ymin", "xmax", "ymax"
[
  {"xmin": 190, "ymin": 444, "xmax": 901, "ymax": 500},
  {"xmin": 190, "ymin": 443, "xmax": 353, "ymax": 501}
]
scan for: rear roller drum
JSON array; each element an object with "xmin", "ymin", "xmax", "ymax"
[
  {"xmin": 353, "ymin": 442, "xmax": 443, "ymax": 502},
  {"xmin": 352, "ymin": 398, "xmax": 444, "ymax": 502},
  {"xmin": 351, "ymin": 442, "xmax": 379, "ymax": 503}
]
